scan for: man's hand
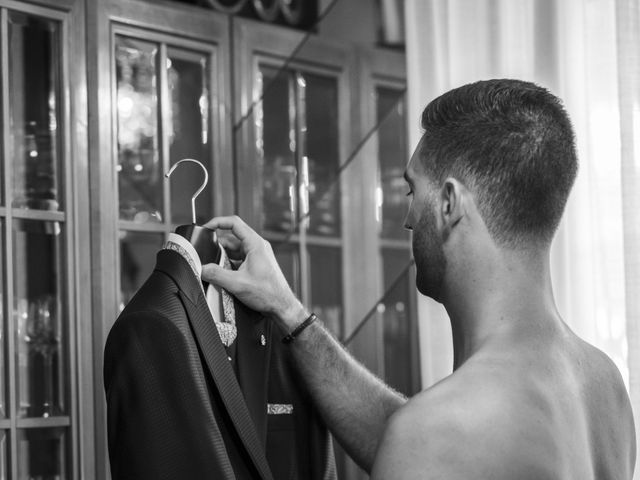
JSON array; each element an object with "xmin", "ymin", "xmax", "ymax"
[{"xmin": 201, "ymin": 216, "xmax": 307, "ymax": 328}]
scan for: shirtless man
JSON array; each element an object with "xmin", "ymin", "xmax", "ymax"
[{"xmin": 202, "ymin": 79, "xmax": 636, "ymax": 479}]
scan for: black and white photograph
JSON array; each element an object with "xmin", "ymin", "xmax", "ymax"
[{"xmin": 0, "ymin": 0, "xmax": 637, "ymax": 478}]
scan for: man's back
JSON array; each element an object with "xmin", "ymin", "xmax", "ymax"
[{"xmin": 372, "ymin": 321, "xmax": 636, "ymax": 480}]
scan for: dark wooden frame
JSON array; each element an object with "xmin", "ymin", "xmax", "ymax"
[{"xmin": 0, "ymin": 0, "xmax": 89, "ymax": 478}]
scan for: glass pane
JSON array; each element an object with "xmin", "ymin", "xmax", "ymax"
[
  {"xmin": 377, "ymin": 87, "xmax": 409, "ymax": 240},
  {"xmin": 120, "ymin": 231, "xmax": 164, "ymax": 311},
  {"xmin": 13, "ymin": 220, "xmax": 66, "ymax": 418},
  {"xmin": 167, "ymin": 49, "xmax": 213, "ymax": 225},
  {"xmin": 258, "ymin": 65, "xmax": 297, "ymax": 234},
  {"xmin": 0, "ymin": 222, "xmax": 4, "ymax": 418},
  {"xmin": 271, "ymin": 241, "xmax": 300, "ymax": 298},
  {"xmin": 304, "ymin": 73, "xmax": 340, "ymax": 237},
  {"xmin": 116, "ymin": 37, "xmax": 162, "ymax": 224},
  {"xmin": 0, "ymin": 431, "xmax": 6, "ymax": 480},
  {"xmin": 8, "ymin": 13, "xmax": 63, "ymax": 211},
  {"xmin": 17, "ymin": 428, "xmax": 67, "ymax": 480},
  {"xmin": 381, "ymin": 248, "xmax": 415, "ymax": 396},
  {"xmin": 308, "ymin": 245, "xmax": 343, "ymax": 337}
]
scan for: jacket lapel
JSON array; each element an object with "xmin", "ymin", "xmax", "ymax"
[
  {"xmin": 235, "ymin": 300, "xmax": 272, "ymax": 448},
  {"xmin": 156, "ymin": 250, "xmax": 274, "ymax": 480}
]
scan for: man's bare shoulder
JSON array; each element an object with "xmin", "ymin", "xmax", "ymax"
[{"xmin": 370, "ymin": 368, "xmax": 554, "ymax": 480}]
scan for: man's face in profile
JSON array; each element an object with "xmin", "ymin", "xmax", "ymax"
[{"xmin": 404, "ymin": 138, "xmax": 447, "ymax": 301}]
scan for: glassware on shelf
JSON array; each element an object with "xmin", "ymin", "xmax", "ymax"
[
  {"xmin": 15, "ymin": 295, "xmax": 62, "ymax": 418},
  {"xmin": 12, "ymin": 219, "xmax": 66, "ymax": 419},
  {"xmin": 26, "ymin": 295, "xmax": 61, "ymax": 418},
  {"xmin": 15, "ymin": 298, "xmax": 31, "ymax": 416}
]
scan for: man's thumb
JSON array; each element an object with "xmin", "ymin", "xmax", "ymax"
[{"xmin": 201, "ymin": 263, "xmax": 236, "ymax": 291}]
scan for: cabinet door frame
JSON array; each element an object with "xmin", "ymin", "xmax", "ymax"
[
  {"xmin": 232, "ymin": 16, "xmax": 357, "ymax": 335},
  {"xmin": 87, "ymin": 1, "xmax": 231, "ymax": 478},
  {"xmin": 0, "ymin": 0, "xmax": 89, "ymax": 478}
]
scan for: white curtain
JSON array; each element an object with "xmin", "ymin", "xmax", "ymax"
[{"xmin": 405, "ymin": 0, "xmax": 639, "ymax": 472}]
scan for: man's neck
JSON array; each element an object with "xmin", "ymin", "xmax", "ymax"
[{"xmin": 442, "ymin": 247, "xmax": 562, "ymax": 370}]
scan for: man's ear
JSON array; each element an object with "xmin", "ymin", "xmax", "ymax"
[{"xmin": 439, "ymin": 178, "xmax": 466, "ymax": 239}]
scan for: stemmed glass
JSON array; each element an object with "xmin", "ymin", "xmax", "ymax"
[{"xmin": 24, "ymin": 295, "xmax": 60, "ymax": 418}]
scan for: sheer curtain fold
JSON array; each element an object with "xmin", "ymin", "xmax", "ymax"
[
  {"xmin": 617, "ymin": 0, "xmax": 640, "ymax": 470},
  {"xmin": 406, "ymin": 2, "xmax": 637, "ymax": 470}
]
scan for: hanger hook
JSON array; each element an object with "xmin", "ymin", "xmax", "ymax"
[{"xmin": 165, "ymin": 158, "xmax": 208, "ymax": 225}]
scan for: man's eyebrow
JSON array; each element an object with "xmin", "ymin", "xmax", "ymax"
[{"xmin": 403, "ymin": 171, "xmax": 412, "ymax": 184}]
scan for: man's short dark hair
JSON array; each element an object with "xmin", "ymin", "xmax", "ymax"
[{"xmin": 420, "ymin": 79, "xmax": 578, "ymax": 247}]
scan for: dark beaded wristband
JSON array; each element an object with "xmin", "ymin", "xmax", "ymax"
[{"xmin": 282, "ymin": 313, "xmax": 317, "ymax": 344}]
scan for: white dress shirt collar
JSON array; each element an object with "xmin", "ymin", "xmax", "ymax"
[{"xmin": 166, "ymin": 232, "xmax": 226, "ymax": 276}]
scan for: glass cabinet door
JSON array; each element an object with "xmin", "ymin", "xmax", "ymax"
[
  {"xmin": 256, "ymin": 63, "xmax": 344, "ymax": 337},
  {"xmin": 116, "ymin": 38, "xmax": 162, "ymax": 224},
  {"xmin": 376, "ymin": 85, "xmax": 420, "ymax": 397},
  {"xmin": 114, "ymin": 30, "xmax": 220, "ymax": 309},
  {"xmin": 1, "ymin": 5, "xmax": 77, "ymax": 479}
]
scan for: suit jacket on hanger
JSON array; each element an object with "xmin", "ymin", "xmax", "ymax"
[{"xmin": 104, "ymin": 249, "xmax": 337, "ymax": 480}]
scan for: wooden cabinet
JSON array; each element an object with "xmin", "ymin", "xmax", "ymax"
[
  {"xmin": 0, "ymin": 0, "xmax": 88, "ymax": 478},
  {"xmin": 2, "ymin": 1, "xmax": 417, "ymax": 478}
]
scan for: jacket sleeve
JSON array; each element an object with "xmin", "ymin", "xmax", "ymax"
[{"xmin": 103, "ymin": 311, "xmax": 234, "ymax": 480}]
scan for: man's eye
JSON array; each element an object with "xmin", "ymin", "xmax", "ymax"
[{"xmin": 406, "ymin": 190, "xmax": 413, "ymax": 197}]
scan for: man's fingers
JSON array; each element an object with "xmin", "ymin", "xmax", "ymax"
[
  {"xmin": 203, "ymin": 216, "xmax": 258, "ymax": 247},
  {"xmin": 216, "ymin": 231, "xmax": 244, "ymax": 258},
  {"xmin": 201, "ymin": 263, "xmax": 238, "ymax": 292}
]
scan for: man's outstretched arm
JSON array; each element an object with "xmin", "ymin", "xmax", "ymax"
[{"xmin": 202, "ymin": 216, "xmax": 407, "ymax": 472}]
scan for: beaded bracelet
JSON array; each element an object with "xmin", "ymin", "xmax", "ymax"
[{"xmin": 282, "ymin": 313, "xmax": 318, "ymax": 344}]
